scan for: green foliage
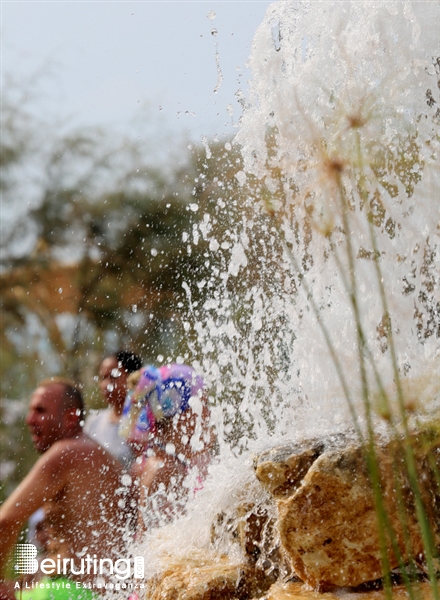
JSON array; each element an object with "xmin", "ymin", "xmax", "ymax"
[
  {"xmin": 3, "ymin": 79, "xmax": 284, "ymax": 486},
  {"xmin": 0, "ymin": 85, "xmax": 234, "ymax": 491}
]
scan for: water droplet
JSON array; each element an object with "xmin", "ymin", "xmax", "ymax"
[
  {"xmin": 121, "ymin": 474, "xmax": 132, "ymax": 487},
  {"xmin": 271, "ymin": 20, "xmax": 281, "ymax": 52}
]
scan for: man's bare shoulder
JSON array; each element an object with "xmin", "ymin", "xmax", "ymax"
[{"xmin": 44, "ymin": 434, "xmax": 124, "ymax": 471}]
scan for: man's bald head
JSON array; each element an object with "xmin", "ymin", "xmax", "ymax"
[
  {"xmin": 37, "ymin": 377, "xmax": 85, "ymax": 418},
  {"xmin": 26, "ymin": 379, "xmax": 84, "ymax": 453}
]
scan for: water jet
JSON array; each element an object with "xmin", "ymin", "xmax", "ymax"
[{"xmin": 132, "ymin": 1, "xmax": 440, "ymax": 598}]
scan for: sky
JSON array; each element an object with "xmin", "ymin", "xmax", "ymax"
[{"xmin": 1, "ymin": 1, "xmax": 274, "ymax": 143}]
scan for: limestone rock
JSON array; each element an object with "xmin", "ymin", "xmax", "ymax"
[
  {"xmin": 209, "ymin": 475, "xmax": 288, "ymax": 581},
  {"xmin": 277, "ymin": 436, "xmax": 440, "ymax": 589},
  {"xmin": 254, "ymin": 581, "xmax": 340, "ymax": 600},
  {"xmin": 254, "ymin": 434, "xmax": 351, "ymax": 499},
  {"xmin": 235, "ymin": 503, "xmax": 276, "ymax": 563},
  {"xmin": 144, "ymin": 558, "xmax": 271, "ymax": 600},
  {"xmin": 255, "ymin": 581, "xmax": 437, "ymax": 600},
  {"xmin": 211, "ymin": 499, "xmax": 289, "ymax": 584}
]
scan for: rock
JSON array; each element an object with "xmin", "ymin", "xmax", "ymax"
[
  {"xmin": 254, "ymin": 442, "xmax": 324, "ymax": 500},
  {"xmin": 144, "ymin": 557, "xmax": 272, "ymax": 600},
  {"xmin": 253, "ymin": 581, "xmax": 340, "ymax": 600},
  {"xmin": 211, "ymin": 499, "xmax": 288, "ymax": 584},
  {"xmin": 235, "ymin": 502, "xmax": 292, "ymax": 582},
  {"xmin": 254, "ymin": 581, "xmax": 437, "ymax": 600},
  {"xmin": 235, "ymin": 503, "xmax": 274, "ymax": 562},
  {"xmin": 254, "ymin": 434, "xmax": 352, "ymax": 499},
  {"xmin": 277, "ymin": 434, "xmax": 440, "ymax": 589},
  {"xmin": 150, "ymin": 427, "xmax": 440, "ymax": 598},
  {"xmin": 209, "ymin": 476, "xmax": 288, "ymax": 581}
]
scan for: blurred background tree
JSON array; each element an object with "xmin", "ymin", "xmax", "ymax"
[
  {"xmin": 1, "ymin": 86, "xmax": 206, "ymax": 400},
  {"xmin": 0, "ymin": 76, "xmax": 288, "ymax": 493},
  {"xmin": 0, "ymin": 83, "xmax": 212, "ymax": 495}
]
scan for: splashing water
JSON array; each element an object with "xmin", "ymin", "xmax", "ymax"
[
  {"xmin": 133, "ymin": 0, "xmax": 440, "ymax": 581},
  {"xmin": 233, "ymin": 0, "xmax": 440, "ymax": 434}
]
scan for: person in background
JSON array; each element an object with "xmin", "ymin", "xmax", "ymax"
[
  {"xmin": 119, "ymin": 364, "xmax": 216, "ymax": 532},
  {"xmin": 84, "ymin": 350, "xmax": 142, "ymax": 469},
  {"xmin": 0, "ymin": 378, "xmax": 127, "ymax": 600}
]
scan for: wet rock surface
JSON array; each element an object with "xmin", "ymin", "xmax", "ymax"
[
  {"xmin": 210, "ymin": 494, "xmax": 288, "ymax": 587},
  {"xmin": 278, "ymin": 444, "xmax": 391, "ymax": 588},
  {"xmin": 142, "ymin": 428, "xmax": 440, "ymax": 598},
  {"xmin": 253, "ymin": 581, "xmax": 437, "ymax": 600},
  {"xmin": 254, "ymin": 434, "xmax": 353, "ymax": 499},
  {"xmin": 144, "ymin": 557, "xmax": 272, "ymax": 600},
  {"xmin": 276, "ymin": 431, "xmax": 440, "ymax": 589}
]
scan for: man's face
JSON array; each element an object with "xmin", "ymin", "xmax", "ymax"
[
  {"xmin": 99, "ymin": 356, "xmax": 128, "ymax": 408},
  {"xmin": 25, "ymin": 384, "xmax": 67, "ymax": 453}
]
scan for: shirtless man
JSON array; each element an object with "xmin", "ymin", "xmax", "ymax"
[{"xmin": 0, "ymin": 379, "xmax": 129, "ymax": 599}]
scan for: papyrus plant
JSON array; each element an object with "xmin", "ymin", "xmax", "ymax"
[{"xmin": 237, "ymin": 1, "xmax": 440, "ymax": 595}]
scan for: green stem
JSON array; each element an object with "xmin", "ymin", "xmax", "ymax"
[
  {"xmin": 335, "ymin": 174, "xmax": 394, "ymax": 597},
  {"xmin": 327, "ymin": 233, "xmax": 395, "ymax": 423},
  {"xmin": 355, "ymin": 130, "xmax": 439, "ymax": 599},
  {"xmin": 266, "ymin": 208, "xmax": 363, "ymax": 442}
]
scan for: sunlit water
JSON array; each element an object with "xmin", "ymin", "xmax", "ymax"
[{"xmin": 132, "ymin": 0, "xmax": 440, "ymax": 586}]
